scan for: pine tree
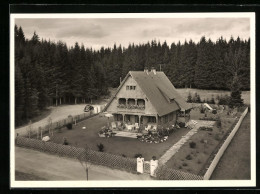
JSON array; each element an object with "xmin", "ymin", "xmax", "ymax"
[{"xmin": 229, "ymin": 73, "xmax": 243, "ymax": 108}]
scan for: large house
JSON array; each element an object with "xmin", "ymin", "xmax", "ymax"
[{"xmin": 103, "ymin": 68, "xmax": 192, "ymax": 130}]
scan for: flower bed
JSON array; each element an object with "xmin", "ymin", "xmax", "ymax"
[{"xmin": 164, "ymin": 110, "xmax": 237, "ymax": 175}]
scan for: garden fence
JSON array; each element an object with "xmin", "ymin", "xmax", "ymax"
[
  {"xmin": 15, "ymin": 136, "xmax": 137, "ymax": 173},
  {"xmin": 17, "ymin": 112, "xmax": 99, "ymax": 138},
  {"xmin": 203, "ymin": 107, "xmax": 248, "ymax": 180},
  {"xmin": 155, "ymin": 165, "xmax": 203, "ymax": 180}
]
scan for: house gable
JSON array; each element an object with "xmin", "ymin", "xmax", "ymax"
[{"xmin": 105, "ymin": 74, "xmax": 158, "ymax": 115}]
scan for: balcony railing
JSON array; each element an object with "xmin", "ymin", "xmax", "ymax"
[{"xmin": 117, "ymin": 104, "xmax": 145, "ymax": 110}]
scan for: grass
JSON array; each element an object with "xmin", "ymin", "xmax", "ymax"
[
  {"xmin": 164, "ymin": 108, "xmax": 236, "ymax": 175},
  {"xmin": 211, "ymin": 112, "xmax": 251, "ymax": 180},
  {"xmin": 176, "ymin": 88, "xmax": 250, "ymax": 105},
  {"xmin": 15, "ymin": 171, "xmax": 46, "ymax": 181},
  {"xmin": 44, "ymin": 115, "xmax": 190, "ymax": 160}
]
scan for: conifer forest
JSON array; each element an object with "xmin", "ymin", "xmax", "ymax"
[{"xmin": 14, "ymin": 25, "xmax": 250, "ymax": 126}]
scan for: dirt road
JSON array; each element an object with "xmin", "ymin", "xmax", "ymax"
[
  {"xmin": 15, "ymin": 147, "xmax": 151, "ymax": 180},
  {"xmin": 210, "ymin": 113, "xmax": 251, "ymax": 180}
]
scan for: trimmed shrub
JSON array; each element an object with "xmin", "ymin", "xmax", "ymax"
[
  {"xmin": 97, "ymin": 143, "xmax": 104, "ymax": 152},
  {"xmin": 66, "ymin": 123, "xmax": 72, "ymax": 130},
  {"xmin": 189, "ymin": 141, "xmax": 196, "ymax": 148},
  {"xmin": 63, "ymin": 138, "xmax": 69, "ymax": 145}
]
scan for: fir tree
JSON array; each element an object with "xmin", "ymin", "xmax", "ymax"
[{"xmin": 229, "ymin": 73, "xmax": 243, "ymax": 108}]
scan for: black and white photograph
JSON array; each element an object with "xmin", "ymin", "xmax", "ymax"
[{"xmin": 10, "ymin": 12, "xmax": 255, "ymax": 188}]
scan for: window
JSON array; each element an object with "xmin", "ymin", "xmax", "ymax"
[
  {"xmin": 148, "ymin": 117, "xmax": 156, "ymax": 123},
  {"xmin": 126, "ymin": 85, "xmax": 136, "ymax": 90}
]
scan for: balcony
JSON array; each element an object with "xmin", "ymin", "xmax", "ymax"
[{"xmin": 117, "ymin": 104, "xmax": 145, "ymax": 110}]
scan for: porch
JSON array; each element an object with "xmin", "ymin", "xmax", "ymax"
[{"xmin": 112, "ymin": 113, "xmax": 158, "ymax": 132}]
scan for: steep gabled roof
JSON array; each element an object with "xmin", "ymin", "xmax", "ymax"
[
  {"xmin": 103, "ymin": 71, "xmax": 192, "ymax": 116},
  {"xmin": 147, "ymin": 71, "xmax": 192, "ymax": 111}
]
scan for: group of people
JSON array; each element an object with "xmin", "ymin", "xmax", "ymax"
[{"xmin": 137, "ymin": 155, "xmax": 158, "ymax": 177}]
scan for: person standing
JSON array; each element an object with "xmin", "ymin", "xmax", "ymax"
[{"xmin": 137, "ymin": 155, "xmax": 144, "ymax": 174}]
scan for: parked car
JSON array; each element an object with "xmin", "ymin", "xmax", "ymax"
[{"xmin": 84, "ymin": 104, "xmax": 94, "ymax": 112}]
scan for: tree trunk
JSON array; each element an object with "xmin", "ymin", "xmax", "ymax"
[
  {"xmin": 75, "ymin": 97, "xmax": 77, "ymax": 104},
  {"xmin": 56, "ymin": 98, "xmax": 58, "ymax": 106},
  {"xmin": 60, "ymin": 97, "xmax": 62, "ymax": 105}
]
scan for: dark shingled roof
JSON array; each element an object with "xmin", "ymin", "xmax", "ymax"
[{"xmin": 103, "ymin": 71, "xmax": 192, "ymax": 116}]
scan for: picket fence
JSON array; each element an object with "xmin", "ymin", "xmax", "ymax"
[
  {"xmin": 17, "ymin": 106, "xmax": 106, "ymax": 138},
  {"xmin": 203, "ymin": 107, "xmax": 248, "ymax": 180},
  {"xmin": 16, "ymin": 136, "xmax": 137, "ymax": 173}
]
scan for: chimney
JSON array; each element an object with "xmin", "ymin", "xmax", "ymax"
[
  {"xmin": 144, "ymin": 67, "xmax": 149, "ymax": 74},
  {"xmin": 151, "ymin": 67, "xmax": 156, "ymax": 75}
]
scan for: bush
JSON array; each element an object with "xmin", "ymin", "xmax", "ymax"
[
  {"xmin": 178, "ymin": 122, "xmax": 185, "ymax": 128},
  {"xmin": 182, "ymin": 162, "xmax": 188, "ymax": 166},
  {"xmin": 63, "ymin": 138, "xmax": 69, "ymax": 145},
  {"xmin": 189, "ymin": 141, "xmax": 196, "ymax": 148},
  {"xmin": 216, "ymin": 118, "xmax": 222, "ymax": 128},
  {"xmin": 134, "ymin": 153, "xmax": 142, "ymax": 158},
  {"xmin": 214, "ymin": 133, "xmax": 221, "ymax": 141},
  {"xmin": 97, "ymin": 143, "xmax": 104, "ymax": 152},
  {"xmin": 66, "ymin": 123, "xmax": 72, "ymax": 130},
  {"xmin": 187, "ymin": 92, "xmax": 192, "ymax": 103},
  {"xmin": 210, "ymin": 96, "xmax": 215, "ymax": 104},
  {"xmin": 218, "ymin": 95, "xmax": 230, "ymax": 105},
  {"xmin": 199, "ymin": 126, "xmax": 213, "ymax": 131},
  {"xmin": 122, "ymin": 154, "xmax": 126, "ymax": 158},
  {"xmin": 186, "ymin": 154, "xmax": 192, "ymax": 160},
  {"xmin": 212, "ymin": 109, "xmax": 217, "ymax": 114}
]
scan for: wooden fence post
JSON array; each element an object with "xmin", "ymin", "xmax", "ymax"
[{"xmin": 40, "ymin": 127, "xmax": 42, "ymax": 140}]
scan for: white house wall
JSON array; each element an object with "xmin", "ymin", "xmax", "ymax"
[{"xmin": 106, "ymin": 75, "xmax": 158, "ymax": 115}]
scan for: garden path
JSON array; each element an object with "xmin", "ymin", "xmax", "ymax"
[{"xmin": 158, "ymin": 120, "xmax": 215, "ymax": 166}]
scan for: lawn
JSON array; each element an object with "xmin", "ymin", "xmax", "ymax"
[
  {"xmin": 211, "ymin": 112, "xmax": 251, "ymax": 180},
  {"xmin": 176, "ymin": 88, "xmax": 250, "ymax": 105},
  {"xmin": 164, "ymin": 107, "xmax": 238, "ymax": 175},
  {"xmin": 47, "ymin": 115, "xmax": 190, "ymax": 160}
]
